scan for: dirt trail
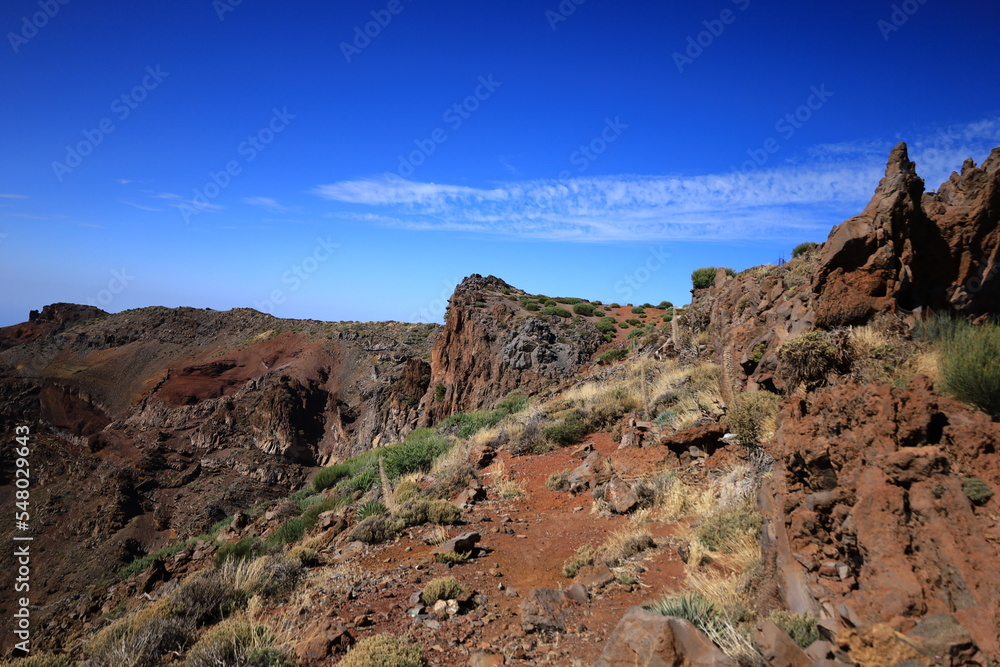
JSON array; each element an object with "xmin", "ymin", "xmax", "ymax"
[{"xmin": 322, "ymin": 431, "xmax": 689, "ymax": 665}]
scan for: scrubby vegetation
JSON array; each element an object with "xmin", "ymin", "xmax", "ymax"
[
  {"xmin": 937, "ymin": 320, "xmax": 1000, "ymax": 418},
  {"xmin": 777, "ymin": 330, "xmax": 839, "ymax": 390},
  {"xmin": 337, "ymin": 634, "xmax": 426, "ymax": 667},
  {"xmin": 421, "ymin": 576, "xmax": 465, "ymax": 605},
  {"xmin": 692, "ymin": 267, "xmax": 735, "ymax": 289},
  {"xmin": 769, "ymin": 610, "xmax": 819, "ymax": 648},
  {"xmin": 727, "ymin": 391, "xmax": 780, "ymax": 447},
  {"xmin": 963, "ymin": 477, "xmax": 994, "ymax": 505},
  {"xmin": 791, "ymin": 241, "xmax": 819, "ymax": 258}
]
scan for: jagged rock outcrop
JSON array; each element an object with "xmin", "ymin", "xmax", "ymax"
[
  {"xmin": 420, "ymin": 274, "xmax": 603, "ymax": 424},
  {"xmin": 692, "ymin": 143, "xmax": 1000, "ymax": 396},
  {"xmin": 761, "ymin": 376, "xmax": 1000, "ymax": 657},
  {"xmin": 814, "ymin": 143, "xmax": 1000, "ymax": 326}
]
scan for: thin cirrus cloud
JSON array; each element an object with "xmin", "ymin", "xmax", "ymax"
[
  {"xmin": 243, "ymin": 196, "xmax": 289, "ymax": 211},
  {"xmin": 312, "ymin": 119, "xmax": 1000, "ymax": 242}
]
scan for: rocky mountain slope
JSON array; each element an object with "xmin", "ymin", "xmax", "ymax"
[{"xmin": 1, "ymin": 142, "xmax": 998, "ymax": 666}]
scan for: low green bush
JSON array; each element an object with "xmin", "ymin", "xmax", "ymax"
[
  {"xmin": 596, "ymin": 349, "xmax": 627, "ymax": 364},
  {"xmin": 573, "ymin": 302, "xmax": 596, "ymax": 316},
  {"xmin": 595, "ymin": 317, "xmax": 618, "ymax": 335},
  {"xmin": 691, "ymin": 267, "xmax": 735, "ymax": 289},
  {"xmin": 791, "ymin": 241, "xmax": 819, "ymax": 258},
  {"xmin": 631, "ymin": 306, "xmax": 645, "ymax": 314},
  {"xmin": 657, "ymin": 301, "xmax": 673, "ymax": 309},
  {"xmin": 214, "ymin": 537, "xmax": 262, "ymax": 566},
  {"xmin": 421, "ymin": 576, "xmax": 466, "ymax": 605},
  {"xmin": 314, "ymin": 464, "xmax": 350, "ymax": 492},
  {"xmin": 777, "ymin": 331, "xmax": 838, "ymax": 390},
  {"xmin": 540, "ymin": 306, "xmax": 572, "ymax": 318},
  {"xmin": 963, "ymin": 477, "xmax": 994, "ymax": 505},
  {"xmin": 727, "ymin": 391, "xmax": 780, "ymax": 447},
  {"xmin": 543, "ymin": 419, "xmax": 590, "ymax": 446},
  {"xmin": 939, "ymin": 322, "xmax": 1000, "ymax": 418},
  {"xmin": 696, "ymin": 506, "xmax": 762, "ymax": 553},
  {"xmin": 338, "ymin": 634, "xmax": 426, "ymax": 667},
  {"xmin": 769, "ymin": 610, "xmax": 820, "ymax": 648}
]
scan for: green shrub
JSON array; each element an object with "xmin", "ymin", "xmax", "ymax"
[
  {"xmin": 609, "ymin": 303, "xmax": 621, "ymax": 308},
  {"xmin": 573, "ymin": 302, "xmax": 596, "ymax": 316},
  {"xmin": 299, "ymin": 497, "xmax": 336, "ymax": 531},
  {"xmin": 540, "ymin": 306, "xmax": 572, "ymax": 318},
  {"xmin": 631, "ymin": 307, "xmax": 645, "ymax": 314},
  {"xmin": 435, "ymin": 550, "xmax": 472, "ymax": 564},
  {"xmin": 963, "ymin": 477, "xmax": 994, "ymax": 505},
  {"xmin": 595, "ymin": 317, "xmax": 618, "ymax": 335},
  {"xmin": 561, "ymin": 543, "xmax": 595, "ymax": 577},
  {"xmin": 314, "ymin": 464, "xmax": 351, "ymax": 492},
  {"xmin": 337, "ymin": 634, "xmax": 426, "ymax": 667},
  {"xmin": 434, "ymin": 383, "xmax": 446, "ymax": 400},
  {"xmin": 268, "ymin": 517, "xmax": 306, "ymax": 547},
  {"xmin": 214, "ymin": 537, "xmax": 262, "ymax": 566},
  {"xmin": 596, "ymin": 349, "xmax": 627, "ymax": 365},
  {"xmin": 696, "ymin": 506, "xmax": 762, "ymax": 553},
  {"xmin": 85, "ymin": 616, "xmax": 192, "ymax": 667},
  {"xmin": 522, "ymin": 300, "xmax": 540, "ymax": 311},
  {"xmin": 939, "ymin": 322, "xmax": 1000, "ymax": 418},
  {"xmin": 555, "ymin": 297, "xmax": 583, "ymax": 304},
  {"xmin": 349, "ymin": 515, "xmax": 402, "ymax": 545},
  {"xmin": 421, "ymin": 576, "xmax": 465, "ymax": 605},
  {"xmin": 727, "ymin": 391, "xmax": 780, "ymax": 446},
  {"xmin": 777, "ymin": 331, "xmax": 838, "ymax": 390},
  {"xmin": 495, "ymin": 392, "xmax": 528, "ymax": 414},
  {"xmin": 791, "ymin": 241, "xmax": 819, "ymax": 258},
  {"xmin": 662, "ymin": 309, "xmax": 674, "ymax": 322},
  {"xmin": 657, "ymin": 301, "xmax": 673, "ymax": 309},
  {"xmin": 184, "ymin": 621, "xmax": 294, "ymax": 667},
  {"xmin": 648, "ymin": 594, "xmax": 720, "ymax": 634},
  {"xmin": 440, "ymin": 410, "xmax": 505, "ymax": 438},
  {"xmin": 619, "ymin": 322, "xmax": 629, "ymax": 329},
  {"xmin": 357, "ymin": 501, "xmax": 388, "ymax": 520},
  {"xmin": 691, "ymin": 267, "xmax": 734, "ymax": 289},
  {"xmin": 654, "ymin": 409, "xmax": 677, "ymax": 427},
  {"xmin": 395, "ymin": 498, "xmax": 461, "ymax": 526},
  {"xmin": 769, "ymin": 610, "xmax": 820, "ymax": 648},
  {"xmin": 543, "ymin": 419, "xmax": 590, "ymax": 446}
]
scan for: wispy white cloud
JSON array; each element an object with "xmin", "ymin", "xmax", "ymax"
[
  {"xmin": 243, "ymin": 196, "xmax": 288, "ymax": 211},
  {"xmin": 117, "ymin": 179, "xmax": 132, "ymax": 185},
  {"xmin": 120, "ymin": 200, "xmax": 164, "ymax": 212},
  {"xmin": 0, "ymin": 194, "xmax": 28, "ymax": 199},
  {"xmin": 312, "ymin": 118, "xmax": 999, "ymax": 242}
]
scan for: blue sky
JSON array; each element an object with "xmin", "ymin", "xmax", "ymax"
[{"xmin": 2, "ymin": 0, "xmax": 999, "ymax": 326}]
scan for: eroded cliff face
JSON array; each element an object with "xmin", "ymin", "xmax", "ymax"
[
  {"xmin": 419, "ymin": 274, "xmax": 604, "ymax": 424},
  {"xmin": 764, "ymin": 377, "xmax": 1000, "ymax": 657}
]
